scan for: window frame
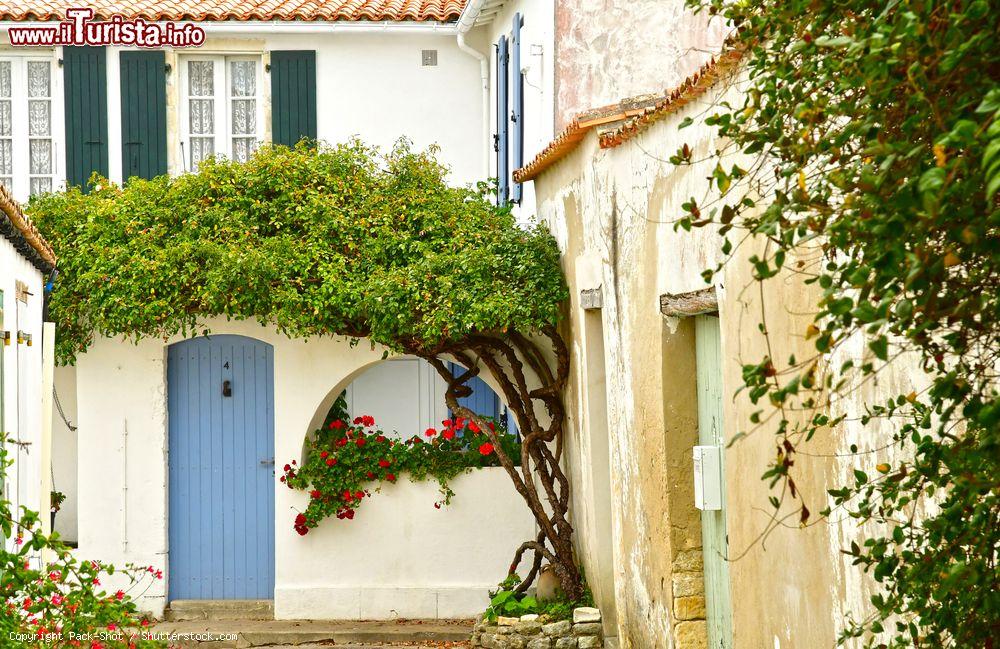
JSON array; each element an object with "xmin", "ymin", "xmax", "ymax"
[
  {"xmin": 0, "ymin": 53, "xmax": 62, "ymax": 201},
  {"xmin": 178, "ymin": 53, "xmax": 264, "ymax": 171}
]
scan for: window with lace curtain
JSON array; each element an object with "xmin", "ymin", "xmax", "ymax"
[
  {"xmin": 0, "ymin": 57, "xmax": 56, "ymax": 198},
  {"xmin": 180, "ymin": 56, "xmax": 261, "ymax": 170}
]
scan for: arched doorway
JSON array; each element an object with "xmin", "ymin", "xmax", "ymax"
[{"xmin": 167, "ymin": 334, "xmax": 275, "ymax": 600}]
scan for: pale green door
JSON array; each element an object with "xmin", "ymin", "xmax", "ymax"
[{"xmin": 695, "ymin": 315, "xmax": 733, "ymax": 648}]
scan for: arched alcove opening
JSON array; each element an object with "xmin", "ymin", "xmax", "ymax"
[{"xmin": 301, "ymin": 355, "xmax": 518, "ymax": 461}]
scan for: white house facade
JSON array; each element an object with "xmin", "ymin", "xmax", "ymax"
[
  {"xmin": 3, "ymin": 0, "xmax": 562, "ymax": 621},
  {"xmin": 0, "ymin": 183, "xmax": 56, "ymax": 559}
]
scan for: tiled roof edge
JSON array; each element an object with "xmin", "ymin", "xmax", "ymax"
[
  {"xmin": 514, "ymin": 41, "xmax": 746, "ymax": 184},
  {"xmin": 0, "ymin": 185, "xmax": 56, "ymax": 273}
]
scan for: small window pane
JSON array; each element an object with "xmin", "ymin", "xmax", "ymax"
[
  {"xmin": 0, "ymin": 62, "xmax": 10, "ymax": 98},
  {"xmin": 230, "ymin": 61, "xmax": 256, "ymax": 97},
  {"xmin": 188, "ymin": 60, "xmax": 214, "ymax": 96},
  {"xmin": 190, "ymin": 99, "xmax": 214, "ymax": 135},
  {"xmin": 30, "ymin": 177, "xmax": 51, "ymax": 196},
  {"xmin": 232, "ymin": 137, "xmax": 256, "ymax": 163},
  {"xmin": 190, "ymin": 137, "xmax": 214, "ymax": 167},
  {"xmin": 30, "ymin": 139, "xmax": 51, "ymax": 174},
  {"xmin": 27, "ymin": 61, "xmax": 50, "ymax": 97},
  {"xmin": 0, "ymin": 139, "xmax": 11, "ymax": 174},
  {"xmin": 0, "ymin": 101, "xmax": 10, "ymax": 137},
  {"xmin": 28, "ymin": 100, "xmax": 50, "ymax": 136},
  {"xmin": 231, "ymin": 99, "xmax": 255, "ymax": 135},
  {"xmin": 0, "ymin": 177, "xmax": 11, "ymax": 191}
]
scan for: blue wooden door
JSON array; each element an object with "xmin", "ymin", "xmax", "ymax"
[{"xmin": 168, "ymin": 335, "xmax": 275, "ymax": 600}]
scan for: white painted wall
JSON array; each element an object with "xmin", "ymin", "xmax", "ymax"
[
  {"xmin": 51, "ymin": 363, "xmax": 77, "ymax": 542},
  {"xmin": 0, "ymin": 235, "xmax": 45, "ymax": 549},
  {"xmin": 69, "ymin": 317, "xmax": 535, "ymax": 618}
]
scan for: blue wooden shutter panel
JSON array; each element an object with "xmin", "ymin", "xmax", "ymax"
[
  {"xmin": 63, "ymin": 47, "xmax": 108, "ymax": 191},
  {"xmin": 270, "ymin": 51, "xmax": 317, "ymax": 147},
  {"xmin": 511, "ymin": 13, "xmax": 524, "ymax": 203},
  {"xmin": 496, "ymin": 36, "xmax": 509, "ymax": 203},
  {"xmin": 120, "ymin": 51, "xmax": 167, "ymax": 182}
]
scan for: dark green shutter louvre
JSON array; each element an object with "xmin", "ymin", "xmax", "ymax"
[
  {"xmin": 270, "ymin": 51, "xmax": 316, "ymax": 147},
  {"xmin": 63, "ymin": 47, "xmax": 108, "ymax": 191},
  {"xmin": 120, "ymin": 51, "xmax": 167, "ymax": 181}
]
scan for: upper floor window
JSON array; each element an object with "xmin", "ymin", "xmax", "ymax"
[
  {"xmin": 180, "ymin": 55, "xmax": 262, "ymax": 170},
  {"xmin": 0, "ymin": 57, "xmax": 56, "ymax": 197}
]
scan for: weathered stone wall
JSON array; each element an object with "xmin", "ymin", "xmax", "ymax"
[
  {"xmin": 554, "ymin": 0, "xmax": 727, "ymax": 129},
  {"xmin": 532, "ymin": 72, "xmax": 901, "ymax": 647}
]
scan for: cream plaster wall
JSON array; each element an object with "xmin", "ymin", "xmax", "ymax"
[
  {"xmin": 532, "ymin": 73, "xmax": 903, "ymax": 647},
  {"xmin": 69, "ymin": 317, "xmax": 536, "ymax": 618}
]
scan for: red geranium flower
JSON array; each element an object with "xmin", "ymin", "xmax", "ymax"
[
  {"xmin": 330, "ymin": 420, "xmax": 345, "ymax": 430},
  {"xmin": 469, "ymin": 422, "xmax": 481, "ymax": 433},
  {"xmin": 320, "ymin": 451, "xmax": 329, "ymax": 459},
  {"xmin": 356, "ymin": 438, "xmax": 366, "ymax": 447},
  {"xmin": 376, "ymin": 435, "xmax": 386, "ymax": 443},
  {"xmin": 363, "ymin": 415, "xmax": 375, "ymax": 427},
  {"xmin": 354, "ymin": 490, "xmax": 364, "ymax": 500},
  {"xmin": 425, "ymin": 427, "xmax": 437, "ymax": 437},
  {"xmin": 378, "ymin": 459, "xmax": 391, "ymax": 468},
  {"xmin": 326, "ymin": 457, "xmax": 337, "ymax": 467},
  {"xmin": 353, "ymin": 416, "xmax": 364, "ymax": 425},
  {"xmin": 478, "ymin": 442, "xmax": 494, "ymax": 456},
  {"xmin": 442, "ymin": 428, "xmax": 456, "ymax": 440},
  {"xmin": 310, "ymin": 490, "xmax": 321, "ymax": 499},
  {"xmin": 366, "ymin": 471, "xmax": 375, "ymax": 479},
  {"xmin": 386, "ymin": 473, "xmax": 396, "ymax": 482}
]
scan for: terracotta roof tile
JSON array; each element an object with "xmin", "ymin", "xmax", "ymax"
[
  {"xmin": 0, "ymin": 0, "xmax": 467, "ymax": 22},
  {"xmin": 0, "ymin": 184, "xmax": 56, "ymax": 273},
  {"xmin": 514, "ymin": 42, "xmax": 746, "ymax": 184}
]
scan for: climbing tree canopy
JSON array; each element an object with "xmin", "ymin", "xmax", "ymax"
[
  {"xmin": 33, "ymin": 140, "xmax": 585, "ymax": 601},
  {"xmin": 32, "ymin": 140, "xmax": 566, "ymax": 364}
]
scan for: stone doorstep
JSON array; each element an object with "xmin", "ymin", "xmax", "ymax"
[
  {"xmin": 165, "ymin": 600, "xmax": 276, "ymax": 622},
  {"xmin": 152, "ymin": 619, "xmax": 473, "ymax": 648}
]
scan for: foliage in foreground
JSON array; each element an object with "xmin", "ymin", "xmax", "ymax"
[
  {"xmin": 683, "ymin": 0, "xmax": 999, "ymax": 645},
  {"xmin": 282, "ymin": 394, "xmax": 520, "ymax": 533},
  {"xmin": 0, "ymin": 440, "xmax": 163, "ymax": 647},
  {"xmin": 30, "ymin": 140, "xmax": 566, "ymax": 365}
]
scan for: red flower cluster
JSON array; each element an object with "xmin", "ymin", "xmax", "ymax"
[{"xmin": 282, "ymin": 412, "xmax": 516, "ymax": 535}]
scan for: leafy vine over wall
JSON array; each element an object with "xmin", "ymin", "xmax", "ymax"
[
  {"xmin": 681, "ymin": 0, "xmax": 998, "ymax": 645},
  {"xmin": 31, "ymin": 141, "xmax": 583, "ymax": 599}
]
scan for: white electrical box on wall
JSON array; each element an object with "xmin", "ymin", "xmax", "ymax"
[{"xmin": 693, "ymin": 445, "xmax": 723, "ymax": 511}]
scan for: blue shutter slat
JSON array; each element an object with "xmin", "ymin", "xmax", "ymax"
[
  {"xmin": 496, "ymin": 36, "xmax": 509, "ymax": 204},
  {"xmin": 511, "ymin": 13, "xmax": 524, "ymax": 203}
]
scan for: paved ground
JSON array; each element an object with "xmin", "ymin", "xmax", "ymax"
[{"xmin": 150, "ymin": 619, "xmax": 473, "ymax": 648}]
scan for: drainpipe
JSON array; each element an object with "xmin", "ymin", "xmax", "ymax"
[{"xmin": 456, "ymin": 0, "xmax": 491, "ymax": 177}]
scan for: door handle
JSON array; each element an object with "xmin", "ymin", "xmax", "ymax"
[
  {"xmin": 260, "ymin": 458, "xmax": 274, "ymax": 466},
  {"xmin": 222, "ymin": 380, "xmax": 232, "ymax": 397}
]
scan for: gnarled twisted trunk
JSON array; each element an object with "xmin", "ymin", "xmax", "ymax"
[{"xmin": 408, "ymin": 325, "xmax": 582, "ymax": 600}]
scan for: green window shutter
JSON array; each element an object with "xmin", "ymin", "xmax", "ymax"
[
  {"xmin": 63, "ymin": 47, "xmax": 108, "ymax": 192},
  {"xmin": 120, "ymin": 51, "xmax": 167, "ymax": 182},
  {"xmin": 269, "ymin": 51, "xmax": 317, "ymax": 147}
]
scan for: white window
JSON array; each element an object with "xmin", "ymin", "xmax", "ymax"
[
  {"xmin": 0, "ymin": 57, "xmax": 56, "ymax": 198},
  {"xmin": 180, "ymin": 56, "xmax": 262, "ymax": 170}
]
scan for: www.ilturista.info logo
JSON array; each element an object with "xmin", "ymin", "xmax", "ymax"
[{"xmin": 8, "ymin": 8, "xmax": 206, "ymax": 47}]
